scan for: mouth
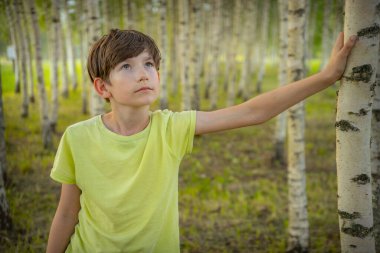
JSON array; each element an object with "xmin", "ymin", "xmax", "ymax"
[{"xmin": 135, "ymin": 87, "xmax": 153, "ymax": 93}]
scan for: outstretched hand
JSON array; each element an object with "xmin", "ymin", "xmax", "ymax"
[{"xmin": 322, "ymin": 32, "xmax": 357, "ymax": 83}]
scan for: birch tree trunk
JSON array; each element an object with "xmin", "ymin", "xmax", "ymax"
[
  {"xmin": 159, "ymin": 0, "xmax": 169, "ymax": 109},
  {"xmin": 14, "ymin": 0, "xmax": 29, "ymax": 118},
  {"xmin": 255, "ymin": 0, "xmax": 270, "ymax": 94},
  {"xmin": 273, "ymin": 0, "xmax": 288, "ymax": 164},
  {"xmin": 20, "ymin": 0, "xmax": 35, "ymax": 103},
  {"xmin": 170, "ymin": 0, "xmax": 179, "ymax": 96},
  {"xmin": 60, "ymin": 1, "xmax": 70, "ymax": 99},
  {"xmin": 226, "ymin": 0, "xmax": 241, "ymax": 106},
  {"xmin": 372, "ymin": 42, "xmax": 380, "ymax": 251},
  {"xmin": 320, "ymin": 0, "xmax": 332, "ymax": 70},
  {"xmin": 27, "ymin": 0, "xmax": 53, "ymax": 149},
  {"xmin": 4, "ymin": 0, "xmax": 20, "ymax": 95},
  {"xmin": 208, "ymin": 0, "xmax": 222, "ymax": 109},
  {"xmin": 62, "ymin": 0, "xmax": 78, "ymax": 91},
  {"xmin": 189, "ymin": 0, "xmax": 202, "ymax": 110},
  {"xmin": 0, "ymin": 64, "xmax": 12, "ymax": 231},
  {"xmin": 286, "ymin": 0, "xmax": 308, "ymax": 252},
  {"xmin": 178, "ymin": 0, "xmax": 190, "ymax": 110},
  {"xmin": 89, "ymin": 0, "xmax": 105, "ymax": 116},
  {"xmin": 79, "ymin": 0, "xmax": 89, "ymax": 114},
  {"xmin": 336, "ymin": 1, "xmax": 380, "ymax": 252},
  {"xmin": 122, "ymin": 0, "xmax": 129, "ymax": 28},
  {"xmin": 237, "ymin": 0, "xmax": 256, "ymax": 101},
  {"xmin": 50, "ymin": 0, "xmax": 61, "ymax": 131}
]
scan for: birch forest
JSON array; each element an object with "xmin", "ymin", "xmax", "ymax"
[{"xmin": 1, "ymin": 0, "xmax": 380, "ymax": 252}]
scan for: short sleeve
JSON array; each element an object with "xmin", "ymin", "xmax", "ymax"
[
  {"xmin": 166, "ymin": 110, "xmax": 196, "ymax": 159},
  {"xmin": 50, "ymin": 129, "xmax": 76, "ymax": 184}
]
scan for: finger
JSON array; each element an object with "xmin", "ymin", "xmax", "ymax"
[
  {"xmin": 332, "ymin": 32, "xmax": 344, "ymax": 55},
  {"xmin": 339, "ymin": 34, "xmax": 358, "ymax": 56}
]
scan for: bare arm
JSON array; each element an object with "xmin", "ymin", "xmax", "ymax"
[
  {"xmin": 46, "ymin": 184, "xmax": 81, "ymax": 253},
  {"xmin": 195, "ymin": 32, "xmax": 357, "ymax": 135}
]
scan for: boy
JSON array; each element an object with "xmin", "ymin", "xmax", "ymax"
[{"xmin": 47, "ymin": 29, "xmax": 356, "ymax": 252}]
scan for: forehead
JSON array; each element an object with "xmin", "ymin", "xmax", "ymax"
[{"xmin": 119, "ymin": 51, "xmax": 153, "ymax": 64}]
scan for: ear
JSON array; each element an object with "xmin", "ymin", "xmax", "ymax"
[
  {"xmin": 157, "ymin": 71, "xmax": 160, "ymax": 81},
  {"xmin": 94, "ymin": 78, "xmax": 112, "ymax": 99}
]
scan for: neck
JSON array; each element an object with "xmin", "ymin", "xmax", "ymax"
[{"xmin": 102, "ymin": 106, "xmax": 151, "ymax": 136}]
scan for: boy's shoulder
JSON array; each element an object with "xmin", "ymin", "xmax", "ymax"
[
  {"xmin": 65, "ymin": 116, "xmax": 99, "ymax": 134},
  {"xmin": 151, "ymin": 109, "xmax": 195, "ymax": 124}
]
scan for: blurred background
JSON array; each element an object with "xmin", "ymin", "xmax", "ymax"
[{"xmin": 0, "ymin": 0, "xmax": 345, "ymax": 252}]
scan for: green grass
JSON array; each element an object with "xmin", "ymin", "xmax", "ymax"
[{"xmin": 0, "ymin": 59, "xmax": 340, "ymax": 252}]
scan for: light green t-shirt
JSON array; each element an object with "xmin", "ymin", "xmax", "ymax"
[{"xmin": 50, "ymin": 110, "xmax": 196, "ymax": 253}]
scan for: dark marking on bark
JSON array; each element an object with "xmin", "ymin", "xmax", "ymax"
[
  {"xmin": 348, "ymin": 108, "xmax": 369, "ymax": 116},
  {"xmin": 338, "ymin": 210, "xmax": 361, "ymax": 219},
  {"xmin": 373, "ymin": 110, "xmax": 380, "ymax": 121},
  {"xmin": 351, "ymin": 174, "xmax": 370, "ymax": 185},
  {"xmin": 335, "ymin": 120, "xmax": 359, "ymax": 132},
  {"xmin": 291, "ymin": 69, "xmax": 303, "ymax": 80},
  {"xmin": 370, "ymin": 82, "xmax": 377, "ymax": 97},
  {"xmin": 289, "ymin": 8, "xmax": 305, "ymax": 17},
  {"xmin": 373, "ymin": 173, "xmax": 380, "ymax": 181},
  {"xmin": 348, "ymin": 64, "xmax": 373, "ymax": 83},
  {"xmin": 349, "ymin": 244, "xmax": 357, "ymax": 248},
  {"xmin": 341, "ymin": 223, "xmax": 373, "ymax": 238},
  {"xmin": 357, "ymin": 24, "xmax": 380, "ymax": 39}
]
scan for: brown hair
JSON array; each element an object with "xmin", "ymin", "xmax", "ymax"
[{"xmin": 87, "ymin": 29, "xmax": 161, "ymax": 83}]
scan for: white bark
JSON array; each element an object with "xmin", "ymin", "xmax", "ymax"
[
  {"xmin": 27, "ymin": 0, "xmax": 53, "ymax": 149},
  {"xmin": 336, "ymin": 1, "xmax": 380, "ymax": 252},
  {"xmin": 50, "ymin": 0, "xmax": 61, "ymax": 130},
  {"xmin": 14, "ymin": 0, "xmax": 29, "ymax": 118},
  {"xmin": 122, "ymin": 0, "xmax": 129, "ymax": 28},
  {"xmin": 189, "ymin": 0, "xmax": 202, "ymax": 110},
  {"xmin": 20, "ymin": 0, "xmax": 35, "ymax": 103},
  {"xmin": 372, "ymin": 45, "xmax": 380, "ymax": 250},
  {"xmin": 179, "ymin": 0, "xmax": 190, "ymax": 110},
  {"xmin": 159, "ymin": 0, "xmax": 168, "ymax": 109},
  {"xmin": 79, "ymin": 0, "xmax": 89, "ymax": 114},
  {"xmin": 274, "ymin": 0, "xmax": 288, "ymax": 164},
  {"xmin": 5, "ymin": 0, "xmax": 21, "ymax": 94},
  {"xmin": 226, "ymin": 0, "xmax": 241, "ymax": 107},
  {"xmin": 62, "ymin": 0, "xmax": 78, "ymax": 91},
  {"xmin": 237, "ymin": 0, "xmax": 256, "ymax": 101},
  {"xmin": 255, "ymin": 0, "xmax": 270, "ymax": 94},
  {"xmin": 89, "ymin": 0, "xmax": 105, "ymax": 116},
  {"xmin": 60, "ymin": 0, "xmax": 71, "ymax": 98},
  {"xmin": 209, "ymin": 0, "xmax": 222, "ymax": 109},
  {"xmin": 170, "ymin": 0, "xmax": 179, "ymax": 96},
  {"xmin": 286, "ymin": 0, "xmax": 308, "ymax": 252},
  {"xmin": 320, "ymin": 0, "xmax": 333, "ymax": 70}
]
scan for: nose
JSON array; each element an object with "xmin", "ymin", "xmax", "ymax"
[{"xmin": 136, "ymin": 65, "xmax": 148, "ymax": 82}]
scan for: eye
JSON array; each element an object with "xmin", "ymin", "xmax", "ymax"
[
  {"xmin": 145, "ymin": 62, "xmax": 154, "ymax": 68},
  {"xmin": 121, "ymin": 64, "xmax": 131, "ymax": 70}
]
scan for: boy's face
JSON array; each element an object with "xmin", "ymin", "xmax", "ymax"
[{"xmin": 105, "ymin": 50, "xmax": 160, "ymax": 108}]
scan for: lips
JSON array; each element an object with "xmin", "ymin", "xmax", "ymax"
[{"xmin": 135, "ymin": 86, "xmax": 153, "ymax": 93}]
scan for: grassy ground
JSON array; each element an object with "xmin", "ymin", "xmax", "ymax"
[{"xmin": 0, "ymin": 60, "xmax": 341, "ymax": 252}]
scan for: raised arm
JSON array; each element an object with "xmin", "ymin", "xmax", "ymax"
[
  {"xmin": 195, "ymin": 32, "xmax": 357, "ymax": 135},
  {"xmin": 46, "ymin": 184, "xmax": 81, "ymax": 253}
]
